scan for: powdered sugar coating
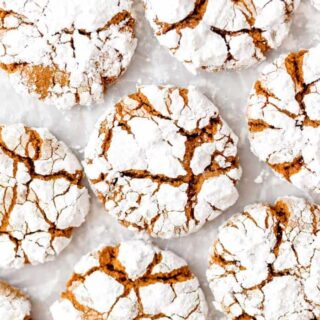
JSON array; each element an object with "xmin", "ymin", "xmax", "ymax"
[
  {"xmin": 143, "ymin": 0, "xmax": 300, "ymax": 73},
  {"xmin": 0, "ymin": 280, "xmax": 31, "ymax": 320},
  {"xmin": 50, "ymin": 239, "xmax": 208, "ymax": 320},
  {"xmin": 207, "ymin": 196, "xmax": 320, "ymax": 319},
  {"xmin": 84, "ymin": 85, "xmax": 242, "ymax": 238},
  {"xmin": 247, "ymin": 45, "xmax": 320, "ymax": 193},
  {"xmin": 0, "ymin": 0, "xmax": 137, "ymax": 109},
  {"xmin": 0, "ymin": 123, "xmax": 90, "ymax": 269}
]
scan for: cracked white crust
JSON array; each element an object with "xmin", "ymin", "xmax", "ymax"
[
  {"xmin": 0, "ymin": 0, "xmax": 137, "ymax": 109},
  {"xmin": 0, "ymin": 280, "xmax": 31, "ymax": 320},
  {"xmin": 0, "ymin": 123, "xmax": 90, "ymax": 269},
  {"xmin": 143, "ymin": 0, "xmax": 300, "ymax": 73},
  {"xmin": 207, "ymin": 196, "xmax": 320, "ymax": 320},
  {"xmin": 84, "ymin": 85, "xmax": 242, "ymax": 239},
  {"xmin": 50, "ymin": 239, "xmax": 208, "ymax": 320},
  {"xmin": 247, "ymin": 45, "xmax": 320, "ymax": 193}
]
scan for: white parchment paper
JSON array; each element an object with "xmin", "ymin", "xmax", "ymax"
[{"xmin": 0, "ymin": 2, "xmax": 319, "ymax": 319}]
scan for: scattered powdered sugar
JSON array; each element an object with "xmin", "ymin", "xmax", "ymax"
[
  {"xmin": 0, "ymin": 280, "xmax": 31, "ymax": 320},
  {"xmin": 0, "ymin": 123, "xmax": 90, "ymax": 269},
  {"xmin": 207, "ymin": 196, "xmax": 320, "ymax": 319},
  {"xmin": 0, "ymin": 0, "xmax": 137, "ymax": 109},
  {"xmin": 254, "ymin": 169, "xmax": 270, "ymax": 184},
  {"xmin": 84, "ymin": 85, "xmax": 242, "ymax": 238},
  {"xmin": 247, "ymin": 45, "xmax": 320, "ymax": 193},
  {"xmin": 50, "ymin": 239, "xmax": 208, "ymax": 320},
  {"xmin": 311, "ymin": 0, "xmax": 320, "ymax": 10},
  {"xmin": 143, "ymin": 0, "xmax": 300, "ymax": 73}
]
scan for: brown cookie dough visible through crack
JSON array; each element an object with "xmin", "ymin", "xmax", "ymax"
[
  {"xmin": 0, "ymin": 124, "xmax": 89, "ymax": 269},
  {"xmin": 0, "ymin": 0, "xmax": 137, "ymax": 109},
  {"xmin": 0, "ymin": 280, "xmax": 32, "ymax": 320},
  {"xmin": 51, "ymin": 240, "xmax": 208, "ymax": 320},
  {"xmin": 247, "ymin": 46, "xmax": 320, "ymax": 193},
  {"xmin": 207, "ymin": 196, "xmax": 320, "ymax": 319},
  {"xmin": 84, "ymin": 85, "xmax": 242, "ymax": 238},
  {"xmin": 143, "ymin": 0, "xmax": 299, "ymax": 72}
]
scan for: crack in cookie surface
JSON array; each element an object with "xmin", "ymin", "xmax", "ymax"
[
  {"xmin": 0, "ymin": 280, "xmax": 32, "ymax": 320},
  {"xmin": 0, "ymin": 0, "xmax": 137, "ymax": 109},
  {"xmin": 51, "ymin": 240, "xmax": 208, "ymax": 320},
  {"xmin": 207, "ymin": 196, "xmax": 320, "ymax": 319},
  {"xmin": 143, "ymin": 0, "xmax": 299, "ymax": 73},
  {"xmin": 84, "ymin": 85, "xmax": 242, "ymax": 238},
  {"xmin": 247, "ymin": 45, "xmax": 320, "ymax": 193},
  {"xmin": 0, "ymin": 124, "xmax": 90, "ymax": 269}
]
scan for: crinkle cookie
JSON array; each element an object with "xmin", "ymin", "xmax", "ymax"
[
  {"xmin": 143, "ymin": 0, "xmax": 300, "ymax": 73},
  {"xmin": 0, "ymin": 280, "xmax": 31, "ymax": 320},
  {"xmin": 51, "ymin": 239, "xmax": 208, "ymax": 320},
  {"xmin": 207, "ymin": 196, "xmax": 320, "ymax": 319},
  {"xmin": 0, "ymin": 124, "xmax": 90, "ymax": 269},
  {"xmin": 0, "ymin": 0, "xmax": 137, "ymax": 109},
  {"xmin": 247, "ymin": 46, "xmax": 320, "ymax": 193},
  {"xmin": 84, "ymin": 85, "xmax": 242, "ymax": 238}
]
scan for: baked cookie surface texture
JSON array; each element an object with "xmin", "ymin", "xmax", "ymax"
[
  {"xmin": 207, "ymin": 196, "xmax": 320, "ymax": 320},
  {"xmin": 247, "ymin": 46, "xmax": 320, "ymax": 193},
  {"xmin": 0, "ymin": 0, "xmax": 137, "ymax": 109},
  {"xmin": 143, "ymin": 0, "xmax": 300, "ymax": 73},
  {"xmin": 0, "ymin": 280, "xmax": 31, "ymax": 320},
  {"xmin": 0, "ymin": 124, "xmax": 90, "ymax": 269},
  {"xmin": 84, "ymin": 85, "xmax": 242, "ymax": 238},
  {"xmin": 51, "ymin": 239, "xmax": 208, "ymax": 320}
]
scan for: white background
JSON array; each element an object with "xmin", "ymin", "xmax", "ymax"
[{"xmin": 0, "ymin": 1, "xmax": 319, "ymax": 319}]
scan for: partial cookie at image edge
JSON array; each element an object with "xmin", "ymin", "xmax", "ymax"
[
  {"xmin": 0, "ymin": 0, "xmax": 137, "ymax": 109},
  {"xmin": 247, "ymin": 45, "xmax": 320, "ymax": 193},
  {"xmin": 207, "ymin": 196, "xmax": 320, "ymax": 319},
  {"xmin": 0, "ymin": 280, "xmax": 32, "ymax": 320},
  {"xmin": 50, "ymin": 239, "xmax": 208, "ymax": 320},
  {"xmin": 0, "ymin": 123, "xmax": 90, "ymax": 269},
  {"xmin": 143, "ymin": 0, "xmax": 300, "ymax": 73}
]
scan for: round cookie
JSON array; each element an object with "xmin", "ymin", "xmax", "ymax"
[
  {"xmin": 143, "ymin": 0, "xmax": 300, "ymax": 73},
  {"xmin": 50, "ymin": 239, "xmax": 208, "ymax": 320},
  {"xmin": 247, "ymin": 46, "xmax": 320, "ymax": 193},
  {"xmin": 0, "ymin": 0, "xmax": 137, "ymax": 109},
  {"xmin": 207, "ymin": 196, "xmax": 320, "ymax": 319},
  {"xmin": 84, "ymin": 85, "xmax": 242, "ymax": 238},
  {"xmin": 0, "ymin": 280, "xmax": 31, "ymax": 320},
  {"xmin": 0, "ymin": 124, "xmax": 90, "ymax": 269}
]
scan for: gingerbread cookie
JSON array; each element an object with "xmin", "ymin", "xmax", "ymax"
[
  {"xmin": 0, "ymin": 280, "xmax": 31, "ymax": 320},
  {"xmin": 51, "ymin": 240, "xmax": 208, "ymax": 320},
  {"xmin": 143, "ymin": 0, "xmax": 300, "ymax": 73},
  {"xmin": 0, "ymin": 124, "xmax": 90, "ymax": 269},
  {"xmin": 247, "ymin": 46, "xmax": 320, "ymax": 193},
  {"xmin": 207, "ymin": 196, "xmax": 320, "ymax": 319},
  {"xmin": 0, "ymin": 0, "xmax": 137, "ymax": 109},
  {"xmin": 84, "ymin": 85, "xmax": 242, "ymax": 238}
]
